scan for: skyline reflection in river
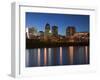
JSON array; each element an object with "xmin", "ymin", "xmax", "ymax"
[{"xmin": 25, "ymin": 46, "xmax": 89, "ymax": 67}]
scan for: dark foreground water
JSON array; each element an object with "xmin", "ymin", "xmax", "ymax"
[{"xmin": 25, "ymin": 46, "xmax": 89, "ymax": 67}]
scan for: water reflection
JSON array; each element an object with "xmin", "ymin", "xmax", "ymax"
[
  {"xmin": 48, "ymin": 48, "xmax": 51, "ymax": 65},
  {"xmin": 60, "ymin": 47, "xmax": 62, "ymax": 65},
  {"xmin": 38, "ymin": 48, "xmax": 40, "ymax": 66},
  {"xmin": 85, "ymin": 46, "xmax": 89, "ymax": 64},
  {"xmin": 44, "ymin": 48, "xmax": 47, "ymax": 66},
  {"xmin": 26, "ymin": 46, "xmax": 89, "ymax": 67},
  {"xmin": 68, "ymin": 46, "xmax": 74, "ymax": 65}
]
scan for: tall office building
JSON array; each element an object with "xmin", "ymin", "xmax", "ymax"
[
  {"xmin": 52, "ymin": 25, "xmax": 58, "ymax": 36},
  {"xmin": 66, "ymin": 26, "xmax": 76, "ymax": 36},
  {"xmin": 45, "ymin": 23, "xmax": 51, "ymax": 36}
]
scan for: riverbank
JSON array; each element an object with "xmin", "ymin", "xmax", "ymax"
[{"xmin": 26, "ymin": 39, "xmax": 89, "ymax": 49}]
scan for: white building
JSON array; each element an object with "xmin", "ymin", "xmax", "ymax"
[
  {"xmin": 26, "ymin": 27, "xmax": 38, "ymax": 39},
  {"xmin": 26, "ymin": 27, "xmax": 30, "ymax": 39}
]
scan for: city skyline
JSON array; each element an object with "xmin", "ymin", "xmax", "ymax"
[
  {"xmin": 25, "ymin": 12, "xmax": 89, "ymax": 67},
  {"xmin": 26, "ymin": 12, "xmax": 89, "ymax": 35}
]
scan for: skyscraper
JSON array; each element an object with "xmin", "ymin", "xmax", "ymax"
[
  {"xmin": 52, "ymin": 25, "xmax": 58, "ymax": 36},
  {"xmin": 66, "ymin": 26, "xmax": 76, "ymax": 36},
  {"xmin": 45, "ymin": 23, "xmax": 51, "ymax": 36}
]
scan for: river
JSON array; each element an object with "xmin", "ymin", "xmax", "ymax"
[{"xmin": 25, "ymin": 46, "xmax": 89, "ymax": 67}]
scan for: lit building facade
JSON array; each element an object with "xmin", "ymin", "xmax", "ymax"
[
  {"xmin": 25, "ymin": 27, "xmax": 38, "ymax": 39},
  {"xmin": 28, "ymin": 27, "xmax": 37, "ymax": 36},
  {"xmin": 74, "ymin": 32, "xmax": 89, "ymax": 37},
  {"xmin": 52, "ymin": 25, "xmax": 58, "ymax": 36},
  {"xmin": 45, "ymin": 23, "xmax": 51, "ymax": 36},
  {"xmin": 38, "ymin": 31, "xmax": 44, "ymax": 36},
  {"xmin": 74, "ymin": 32, "xmax": 89, "ymax": 42},
  {"xmin": 66, "ymin": 26, "xmax": 76, "ymax": 36},
  {"xmin": 26, "ymin": 27, "xmax": 29, "ymax": 39}
]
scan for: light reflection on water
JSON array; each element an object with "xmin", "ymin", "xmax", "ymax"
[
  {"xmin": 26, "ymin": 46, "xmax": 89, "ymax": 67},
  {"xmin": 68, "ymin": 46, "xmax": 74, "ymax": 65}
]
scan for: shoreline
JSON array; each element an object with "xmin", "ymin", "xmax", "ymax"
[{"xmin": 26, "ymin": 39, "xmax": 89, "ymax": 49}]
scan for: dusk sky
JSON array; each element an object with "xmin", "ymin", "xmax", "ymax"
[{"xmin": 26, "ymin": 12, "xmax": 89, "ymax": 35}]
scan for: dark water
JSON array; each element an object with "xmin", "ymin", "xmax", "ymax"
[{"xmin": 25, "ymin": 46, "xmax": 89, "ymax": 67}]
